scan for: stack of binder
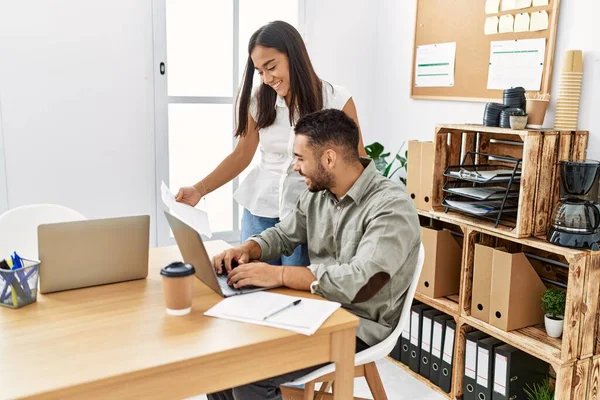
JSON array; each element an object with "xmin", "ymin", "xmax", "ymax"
[
  {"xmin": 392, "ymin": 300, "xmax": 550, "ymax": 397},
  {"xmin": 392, "ymin": 300, "xmax": 456, "ymax": 394},
  {"xmin": 464, "ymin": 329, "xmax": 549, "ymax": 400}
]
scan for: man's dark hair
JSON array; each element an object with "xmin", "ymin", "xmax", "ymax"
[{"xmin": 294, "ymin": 109, "xmax": 359, "ymax": 160}]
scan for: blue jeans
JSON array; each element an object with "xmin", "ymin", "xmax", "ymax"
[{"xmin": 241, "ymin": 208, "xmax": 309, "ymax": 266}]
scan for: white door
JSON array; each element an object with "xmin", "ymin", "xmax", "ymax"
[{"xmin": 154, "ymin": 0, "xmax": 303, "ymax": 246}]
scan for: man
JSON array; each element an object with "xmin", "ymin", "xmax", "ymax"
[{"xmin": 209, "ymin": 109, "xmax": 420, "ymax": 400}]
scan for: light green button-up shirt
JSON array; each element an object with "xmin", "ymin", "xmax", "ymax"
[{"xmin": 250, "ymin": 159, "xmax": 421, "ymax": 346}]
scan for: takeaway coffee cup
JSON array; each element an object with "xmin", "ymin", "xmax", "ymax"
[{"xmin": 160, "ymin": 262, "xmax": 196, "ymax": 316}]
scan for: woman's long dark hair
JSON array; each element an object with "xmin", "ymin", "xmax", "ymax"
[{"xmin": 235, "ymin": 21, "xmax": 323, "ymax": 137}]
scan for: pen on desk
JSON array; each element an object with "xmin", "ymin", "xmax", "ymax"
[{"xmin": 263, "ymin": 299, "xmax": 302, "ymax": 320}]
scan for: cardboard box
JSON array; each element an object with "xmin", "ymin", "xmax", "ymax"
[
  {"xmin": 407, "ymin": 140, "xmax": 421, "ymax": 205},
  {"xmin": 489, "ymin": 250, "xmax": 546, "ymax": 331},
  {"xmin": 471, "ymin": 244, "xmax": 494, "ymax": 323},
  {"xmin": 418, "ymin": 142, "xmax": 435, "ymax": 211},
  {"xmin": 417, "ymin": 226, "xmax": 462, "ymax": 298},
  {"xmin": 407, "ymin": 141, "xmax": 434, "ymax": 211}
]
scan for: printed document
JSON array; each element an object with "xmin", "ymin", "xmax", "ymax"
[
  {"xmin": 415, "ymin": 42, "xmax": 456, "ymax": 87},
  {"xmin": 161, "ymin": 181, "xmax": 212, "ymax": 237},
  {"xmin": 487, "ymin": 38, "xmax": 546, "ymax": 90}
]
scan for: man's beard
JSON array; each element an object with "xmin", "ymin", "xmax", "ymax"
[{"xmin": 305, "ymin": 163, "xmax": 334, "ymax": 192}]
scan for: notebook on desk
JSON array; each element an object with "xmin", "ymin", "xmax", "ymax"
[{"xmin": 204, "ymin": 291, "xmax": 341, "ymax": 335}]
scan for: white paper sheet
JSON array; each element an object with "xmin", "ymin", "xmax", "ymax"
[
  {"xmin": 431, "ymin": 322, "xmax": 443, "ymax": 358},
  {"xmin": 421, "ymin": 317, "xmax": 432, "ymax": 351},
  {"xmin": 402, "ymin": 324, "xmax": 410, "ymax": 339},
  {"xmin": 530, "ymin": 10, "xmax": 549, "ymax": 31},
  {"xmin": 465, "ymin": 340, "xmax": 477, "ymax": 379},
  {"xmin": 411, "ymin": 311, "xmax": 420, "ymax": 345},
  {"xmin": 161, "ymin": 181, "xmax": 212, "ymax": 238},
  {"xmin": 487, "ymin": 38, "xmax": 546, "ymax": 90},
  {"xmin": 533, "ymin": 0, "xmax": 549, "ymax": 6},
  {"xmin": 514, "ymin": 12, "xmax": 530, "ymax": 32},
  {"xmin": 516, "ymin": 0, "xmax": 533, "ymax": 8},
  {"xmin": 476, "ymin": 348, "xmax": 490, "ymax": 387},
  {"xmin": 442, "ymin": 327, "xmax": 454, "ymax": 364},
  {"xmin": 493, "ymin": 354, "xmax": 508, "ymax": 395},
  {"xmin": 502, "ymin": 0, "xmax": 531, "ymax": 10},
  {"xmin": 485, "ymin": 0, "xmax": 500, "ymax": 14},
  {"xmin": 204, "ymin": 292, "xmax": 341, "ymax": 336},
  {"xmin": 485, "ymin": 17, "xmax": 499, "ymax": 35},
  {"xmin": 415, "ymin": 42, "xmax": 456, "ymax": 87},
  {"xmin": 499, "ymin": 14, "xmax": 515, "ymax": 33},
  {"xmin": 501, "ymin": 0, "xmax": 517, "ymax": 11}
]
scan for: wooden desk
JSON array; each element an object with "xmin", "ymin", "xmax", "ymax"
[{"xmin": 0, "ymin": 242, "xmax": 359, "ymax": 399}]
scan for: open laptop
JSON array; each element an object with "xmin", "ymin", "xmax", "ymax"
[
  {"xmin": 164, "ymin": 211, "xmax": 268, "ymax": 297},
  {"xmin": 38, "ymin": 215, "xmax": 150, "ymax": 294}
]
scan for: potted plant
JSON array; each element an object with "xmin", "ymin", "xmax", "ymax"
[
  {"xmin": 509, "ymin": 108, "xmax": 529, "ymax": 130},
  {"xmin": 541, "ymin": 288, "xmax": 566, "ymax": 338},
  {"xmin": 364, "ymin": 142, "xmax": 407, "ymax": 185},
  {"xmin": 524, "ymin": 378, "xmax": 554, "ymax": 400}
]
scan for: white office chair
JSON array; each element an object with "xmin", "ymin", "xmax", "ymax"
[
  {"xmin": 281, "ymin": 243, "xmax": 425, "ymax": 400},
  {"xmin": 0, "ymin": 204, "xmax": 86, "ymax": 260}
]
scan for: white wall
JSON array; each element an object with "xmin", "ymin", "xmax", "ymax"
[
  {"xmin": 371, "ymin": 0, "xmax": 600, "ymax": 159},
  {"xmin": 306, "ymin": 0, "xmax": 600, "ymax": 160},
  {"xmin": 304, "ymin": 0, "xmax": 378, "ymax": 146},
  {"xmin": 0, "ymin": 1, "xmax": 157, "ymax": 244}
]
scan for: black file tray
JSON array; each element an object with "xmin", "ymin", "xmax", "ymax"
[
  {"xmin": 442, "ymin": 152, "xmax": 522, "ymax": 229},
  {"xmin": 443, "ymin": 181, "xmax": 520, "ymax": 201}
]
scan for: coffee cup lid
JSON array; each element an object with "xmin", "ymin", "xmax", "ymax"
[{"xmin": 161, "ymin": 262, "xmax": 196, "ymax": 277}]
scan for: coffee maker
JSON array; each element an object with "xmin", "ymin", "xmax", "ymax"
[{"xmin": 547, "ymin": 160, "xmax": 600, "ymax": 250}]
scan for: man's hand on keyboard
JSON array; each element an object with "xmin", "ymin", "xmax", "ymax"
[
  {"xmin": 227, "ymin": 262, "xmax": 283, "ymax": 289},
  {"xmin": 212, "ymin": 241, "xmax": 263, "ymax": 275}
]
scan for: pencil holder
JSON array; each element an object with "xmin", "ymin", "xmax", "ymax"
[{"xmin": 0, "ymin": 258, "xmax": 40, "ymax": 309}]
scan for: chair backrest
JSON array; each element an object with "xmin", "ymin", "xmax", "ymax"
[
  {"xmin": 0, "ymin": 204, "xmax": 86, "ymax": 260},
  {"xmin": 355, "ymin": 242, "xmax": 425, "ymax": 365}
]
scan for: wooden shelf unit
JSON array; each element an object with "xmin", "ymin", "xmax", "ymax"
[
  {"xmin": 460, "ymin": 226, "xmax": 587, "ymax": 364},
  {"xmin": 414, "ymin": 209, "xmax": 598, "ymax": 399},
  {"xmin": 430, "ymin": 124, "xmax": 589, "ymax": 238}
]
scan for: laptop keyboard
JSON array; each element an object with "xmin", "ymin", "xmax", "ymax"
[{"xmin": 217, "ymin": 274, "xmax": 259, "ymax": 296}]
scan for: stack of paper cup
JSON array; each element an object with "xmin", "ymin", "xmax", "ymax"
[{"xmin": 555, "ymin": 50, "xmax": 583, "ymax": 130}]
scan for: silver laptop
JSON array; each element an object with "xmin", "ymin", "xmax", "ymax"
[
  {"xmin": 164, "ymin": 211, "xmax": 268, "ymax": 297},
  {"xmin": 38, "ymin": 215, "xmax": 150, "ymax": 294}
]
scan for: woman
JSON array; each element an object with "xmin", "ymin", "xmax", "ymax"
[{"xmin": 176, "ymin": 21, "xmax": 366, "ymax": 266}]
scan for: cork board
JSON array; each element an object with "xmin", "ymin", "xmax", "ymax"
[{"xmin": 410, "ymin": 0, "xmax": 561, "ymax": 102}]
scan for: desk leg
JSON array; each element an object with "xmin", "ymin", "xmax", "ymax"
[{"xmin": 331, "ymin": 328, "xmax": 356, "ymax": 400}]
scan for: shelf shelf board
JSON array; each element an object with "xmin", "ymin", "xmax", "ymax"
[
  {"xmin": 415, "ymin": 292, "xmax": 460, "ymax": 317},
  {"xmin": 386, "ymin": 357, "xmax": 452, "ymax": 399},
  {"xmin": 460, "ymin": 315, "xmax": 563, "ymax": 367}
]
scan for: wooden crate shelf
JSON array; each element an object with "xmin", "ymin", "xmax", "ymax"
[
  {"xmin": 580, "ymin": 251, "xmax": 600, "ymax": 359},
  {"xmin": 460, "ymin": 227, "xmax": 591, "ymax": 364},
  {"xmin": 386, "ymin": 357, "xmax": 451, "ymax": 399},
  {"xmin": 429, "ymin": 124, "xmax": 588, "ymax": 238},
  {"xmin": 460, "ymin": 315, "xmax": 562, "ymax": 367},
  {"xmin": 401, "ymin": 124, "xmax": 596, "ymax": 400}
]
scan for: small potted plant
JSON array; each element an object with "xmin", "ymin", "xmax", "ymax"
[
  {"xmin": 524, "ymin": 378, "xmax": 554, "ymax": 400},
  {"xmin": 541, "ymin": 288, "xmax": 566, "ymax": 338},
  {"xmin": 509, "ymin": 108, "xmax": 529, "ymax": 130}
]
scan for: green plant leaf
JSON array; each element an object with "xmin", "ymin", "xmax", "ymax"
[
  {"xmin": 541, "ymin": 288, "xmax": 566, "ymax": 318},
  {"xmin": 364, "ymin": 142, "xmax": 385, "ymax": 159},
  {"xmin": 383, "ymin": 160, "xmax": 394, "ymax": 177}
]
